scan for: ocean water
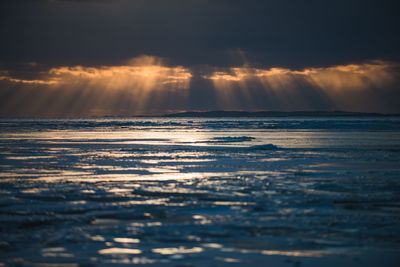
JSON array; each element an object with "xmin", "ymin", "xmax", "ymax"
[{"xmin": 0, "ymin": 117, "xmax": 400, "ymax": 266}]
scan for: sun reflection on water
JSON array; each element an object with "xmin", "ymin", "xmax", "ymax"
[
  {"xmin": 1, "ymin": 118, "xmax": 400, "ymax": 266},
  {"xmin": 98, "ymin": 248, "xmax": 142, "ymax": 255}
]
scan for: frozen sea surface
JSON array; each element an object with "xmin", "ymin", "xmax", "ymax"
[{"xmin": 0, "ymin": 117, "xmax": 400, "ymax": 266}]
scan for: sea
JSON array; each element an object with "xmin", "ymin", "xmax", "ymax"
[{"xmin": 0, "ymin": 117, "xmax": 400, "ymax": 266}]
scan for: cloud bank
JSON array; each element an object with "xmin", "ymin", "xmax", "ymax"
[
  {"xmin": 204, "ymin": 61, "xmax": 399, "ymax": 112},
  {"xmin": 0, "ymin": 56, "xmax": 399, "ymax": 117}
]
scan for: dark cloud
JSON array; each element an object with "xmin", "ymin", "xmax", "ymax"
[
  {"xmin": 1, "ymin": 0, "xmax": 399, "ymax": 68},
  {"xmin": 1, "ymin": 0, "xmax": 400, "ymax": 116}
]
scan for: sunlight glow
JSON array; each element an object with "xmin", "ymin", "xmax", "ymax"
[
  {"xmin": 1, "ymin": 55, "xmax": 192, "ymax": 89},
  {"xmin": 98, "ymin": 248, "xmax": 142, "ymax": 255},
  {"xmin": 0, "ymin": 75, "xmax": 59, "ymax": 85},
  {"xmin": 0, "ymin": 58, "xmax": 398, "ymax": 115},
  {"xmin": 205, "ymin": 61, "xmax": 395, "ymax": 90},
  {"xmin": 113, "ymin": 238, "xmax": 140, "ymax": 244},
  {"xmin": 0, "ymin": 55, "xmax": 192, "ymax": 116},
  {"xmin": 203, "ymin": 61, "xmax": 398, "ymax": 110},
  {"xmin": 152, "ymin": 246, "xmax": 204, "ymax": 255}
]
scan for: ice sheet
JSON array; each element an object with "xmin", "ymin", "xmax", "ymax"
[{"xmin": 0, "ymin": 117, "xmax": 399, "ymax": 266}]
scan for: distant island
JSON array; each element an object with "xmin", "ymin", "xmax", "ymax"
[{"xmin": 164, "ymin": 110, "xmax": 399, "ymax": 118}]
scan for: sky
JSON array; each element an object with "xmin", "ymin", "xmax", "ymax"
[{"xmin": 0, "ymin": 0, "xmax": 399, "ymax": 116}]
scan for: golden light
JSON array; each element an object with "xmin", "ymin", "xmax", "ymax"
[
  {"xmin": 0, "ymin": 75, "xmax": 59, "ymax": 85},
  {"xmin": 0, "ymin": 55, "xmax": 192, "ymax": 116},
  {"xmin": 0, "ymin": 55, "xmax": 192, "ymax": 91},
  {"xmin": 48, "ymin": 55, "xmax": 192, "ymax": 91},
  {"xmin": 203, "ymin": 61, "xmax": 398, "ymax": 110},
  {"xmin": 0, "ymin": 58, "xmax": 398, "ymax": 116}
]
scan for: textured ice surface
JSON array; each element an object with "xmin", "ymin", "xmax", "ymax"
[{"xmin": 0, "ymin": 118, "xmax": 400, "ymax": 266}]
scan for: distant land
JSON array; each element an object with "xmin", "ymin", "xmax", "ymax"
[{"xmin": 164, "ymin": 111, "xmax": 400, "ymax": 118}]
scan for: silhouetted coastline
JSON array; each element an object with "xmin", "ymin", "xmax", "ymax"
[{"xmin": 164, "ymin": 110, "xmax": 399, "ymax": 118}]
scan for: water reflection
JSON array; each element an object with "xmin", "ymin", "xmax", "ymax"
[
  {"xmin": 0, "ymin": 118, "xmax": 399, "ymax": 266},
  {"xmin": 41, "ymin": 247, "xmax": 74, "ymax": 258},
  {"xmin": 98, "ymin": 248, "xmax": 142, "ymax": 255},
  {"xmin": 152, "ymin": 247, "xmax": 204, "ymax": 255},
  {"xmin": 113, "ymin": 238, "xmax": 140, "ymax": 244}
]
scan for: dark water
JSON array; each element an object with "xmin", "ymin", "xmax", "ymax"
[{"xmin": 0, "ymin": 118, "xmax": 400, "ymax": 266}]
